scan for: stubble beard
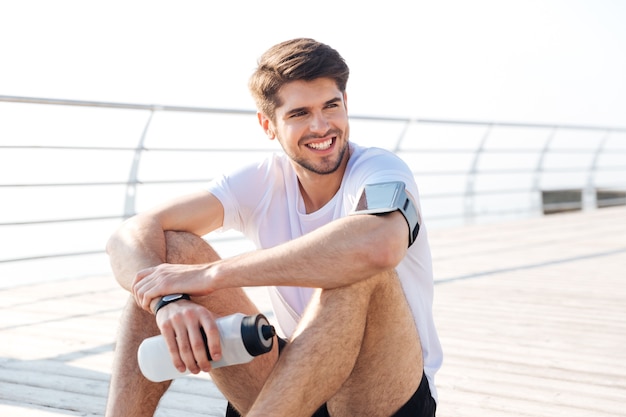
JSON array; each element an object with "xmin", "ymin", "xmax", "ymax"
[{"xmin": 291, "ymin": 127, "xmax": 350, "ymax": 175}]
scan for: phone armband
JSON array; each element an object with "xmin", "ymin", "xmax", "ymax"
[{"xmin": 351, "ymin": 181, "xmax": 420, "ymax": 247}]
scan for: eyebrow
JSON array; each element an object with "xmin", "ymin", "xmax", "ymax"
[{"xmin": 284, "ymin": 96, "xmax": 343, "ymax": 118}]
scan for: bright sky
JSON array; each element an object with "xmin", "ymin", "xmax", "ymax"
[
  {"xmin": 1, "ymin": 0, "xmax": 625, "ymax": 127},
  {"xmin": 2, "ymin": 0, "xmax": 625, "ymax": 283}
]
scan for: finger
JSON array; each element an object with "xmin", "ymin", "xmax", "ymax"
[
  {"xmin": 172, "ymin": 324, "xmax": 201, "ymax": 374},
  {"xmin": 149, "ymin": 298, "xmax": 160, "ymax": 315},
  {"xmin": 200, "ymin": 315, "xmax": 222, "ymax": 364},
  {"xmin": 137, "ymin": 266, "xmax": 180, "ymax": 310},
  {"xmin": 131, "ymin": 283, "xmax": 146, "ymax": 311},
  {"xmin": 189, "ymin": 326, "xmax": 212, "ymax": 372},
  {"xmin": 142, "ymin": 289, "xmax": 156, "ymax": 312},
  {"xmin": 132, "ymin": 267, "xmax": 156, "ymax": 298},
  {"xmin": 133, "ymin": 280, "xmax": 154, "ymax": 312},
  {"xmin": 132, "ymin": 270, "xmax": 153, "ymax": 307},
  {"xmin": 161, "ymin": 326, "xmax": 186, "ymax": 373},
  {"xmin": 135, "ymin": 266, "xmax": 155, "ymax": 282},
  {"xmin": 135, "ymin": 270, "xmax": 163, "ymax": 311}
]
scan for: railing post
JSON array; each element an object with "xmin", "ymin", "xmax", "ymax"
[
  {"xmin": 583, "ymin": 129, "xmax": 611, "ymax": 211},
  {"xmin": 124, "ymin": 109, "xmax": 155, "ymax": 219},
  {"xmin": 463, "ymin": 124, "xmax": 492, "ymax": 225},
  {"xmin": 392, "ymin": 118, "xmax": 412, "ymax": 153},
  {"xmin": 531, "ymin": 127, "xmax": 558, "ymax": 216}
]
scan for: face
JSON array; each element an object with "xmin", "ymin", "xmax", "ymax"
[{"xmin": 260, "ymin": 78, "xmax": 350, "ymax": 177}]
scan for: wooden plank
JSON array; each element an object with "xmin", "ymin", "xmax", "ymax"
[
  {"xmin": 1, "ymin": 206, "xmax": 625, "ymax": 416},
  {"xmin": 0, "ymin": 401, "xmax": 85, "ymax": 417},
  {"xmin": 431, "ymin": 208, "xmax": 626, "ymax": 417},
  {"xmin": 0, "ymin": 361, "xmax": 226, "ymax": 416}
]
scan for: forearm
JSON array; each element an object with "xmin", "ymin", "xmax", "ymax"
[
  {"xmin": 212, "ymin": 212, "xmax": 408, "ymax": 291},
  {"xmin": 127, "ymin": 212, "xmax": 408, "ymax": 308}
]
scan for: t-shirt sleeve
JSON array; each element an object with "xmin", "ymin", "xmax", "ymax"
[
  {"xmin": 346, "ymin": 147, "xmax": 420, "ymax": 212},
  {"xmin": 206, "ymin": 173, "xmax": 243, "ymax": 232},
  {"xmin": 206, "ymin": 156, "xmax": 278, "ymax": 234}
]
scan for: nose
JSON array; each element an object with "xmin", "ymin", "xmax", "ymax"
[{"xmin": 309, "ymin": 111, "xmax": 330, "ymax": 134}]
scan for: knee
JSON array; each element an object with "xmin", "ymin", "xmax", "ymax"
[
  {"xmin": 164, "ymin": 231, "xmax": 221, "ymax": 264},
  {"xmin": 347, "ymin": 268, "xmax": 400, "ymax": 294},
  {"xmin": 318, "ymin": 268, "xmax": 400, "ymax": 306},
  {"xmin": 368, "ymin": 268, "xmax": 400, "ymax": 286}
]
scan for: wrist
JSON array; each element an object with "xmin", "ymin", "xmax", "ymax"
[
  {"xmin": 153, "ymin": 293, "xmax": 191, "ymax": 315},
  {"xmin": 207, "ymin": 260, "xmax": 229, "ymax": 291}
]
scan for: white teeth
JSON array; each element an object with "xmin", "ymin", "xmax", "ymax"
[{"xmin": 307, "ymin": 138, "xmax": 333, "ymax": 150}]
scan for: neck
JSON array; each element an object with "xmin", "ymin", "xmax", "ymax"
[
  {"xmin": 298, "ymin": 174, "xmax": 343, "ymax": 213},
  {"xmin": 297, "ymin": 151, "xmax": 350, "ymax": 213}
]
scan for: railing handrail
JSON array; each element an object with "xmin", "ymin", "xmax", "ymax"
[
  {"xmin": 3, "ymin": 94, "xmax": 626, "ymax": 132},
  {"xmin": 1, "ymin": 95, "xmax": 625, "ymax": 271}
]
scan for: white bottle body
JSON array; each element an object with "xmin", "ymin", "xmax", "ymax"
[{"xmin": 138, "ymin": 313, "xmax": 272, "ymax": 382}]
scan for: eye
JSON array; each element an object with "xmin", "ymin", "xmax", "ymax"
[{"xmin": 289, "ymin": 110, "xmax": 307, "ymax": 118}]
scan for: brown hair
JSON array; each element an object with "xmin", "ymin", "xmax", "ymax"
[{"xmin": 248, "ymin": 38, "xmax": 350, "ymax": 121}]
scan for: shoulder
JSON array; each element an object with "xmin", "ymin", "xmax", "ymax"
[
  {"xmin": 343, "ymin": 143, "xmax": 418, "ymax": 204},
  {"xmin": 348, "ymin": 143, "xmax": 413, "ymax": 179},
  {"xmin": 219, "ymin": 152, "xmax": 287, "ymax": 183},
  {"xmin": 208, "ymin": 152, "xmax": 289, "ymax": 201}
]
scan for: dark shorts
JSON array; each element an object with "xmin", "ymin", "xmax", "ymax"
[{"xmin": 226, "ymin": 338, "xmax": 436, "ymax": 417}]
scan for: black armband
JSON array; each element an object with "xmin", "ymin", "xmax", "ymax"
[{"xmin": 351, "ymin": 181, "xmax": 420, "ymax": 247}]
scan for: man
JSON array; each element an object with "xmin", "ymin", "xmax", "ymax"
[{"xmin": 105, "ymin": 38, "xmax": 442, "ymax": 417}]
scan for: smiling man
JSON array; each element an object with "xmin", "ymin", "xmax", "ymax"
[{"xmin": 105, "ymin": 38, "xmax": 442, "ymax": 417}]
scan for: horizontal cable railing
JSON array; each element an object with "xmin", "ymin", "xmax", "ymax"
[{"xmin": 1, "ymin": 95, "xmax": 625, "ymax": 278}]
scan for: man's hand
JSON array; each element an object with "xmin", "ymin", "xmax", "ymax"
[
  {"xmin": 131, "ymin": 263, "xmax": 215, "ymax": 312},
  {"xmin": 155, "ymin": 299, "xmax": 222, "ymax": 374}
]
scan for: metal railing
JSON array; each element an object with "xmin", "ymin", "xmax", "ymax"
[{"xmin": 1, "ymin": 95, "xmax": 625, "ymax": 280}]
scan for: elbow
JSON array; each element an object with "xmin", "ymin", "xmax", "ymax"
[
  {"xmin": 352, "ymin": 213, "xmax": 408, "ymax": 272},
  {"xmin": 364, "ymin": 232, "xmax": 407, "ymax": 271}
]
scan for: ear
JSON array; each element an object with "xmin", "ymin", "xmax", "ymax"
[
  {"xmin": 343, "ymin": 92, "xmax": 348, "ymax": 112},
  {"xmin": 257, "ymin": 112, "xmax": 276, "ymax": 140}
]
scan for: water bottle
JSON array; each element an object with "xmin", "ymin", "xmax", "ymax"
[{"xmin": 137, "ymin": 313, "xmax": 276, "ymax": 382}]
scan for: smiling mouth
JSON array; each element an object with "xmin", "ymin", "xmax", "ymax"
[{"xmin": 306, "ymin": 138, "xmax": 334, "ymax": 150}]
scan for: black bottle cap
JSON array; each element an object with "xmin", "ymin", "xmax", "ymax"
[{"xmin": 241, "ymin": 314, "xmax": 275, "ymax": 356}]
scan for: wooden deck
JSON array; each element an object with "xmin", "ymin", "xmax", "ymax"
[{"xmin": 1, "ymin": 206, "xmax": 625, "ymax": 416}]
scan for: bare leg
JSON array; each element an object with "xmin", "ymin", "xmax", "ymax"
[
  {"xmin": 248, "ymin": 269, "xmax": 423, "ymax": 417},
  {"xmin": 105, "ymin": 232, "xmax": 279, "ymax": 416},
  {"xmin": 328, "ymin": 270, "xmax": 423, "ymax": 416},
  {"xmin": 106, "ymin": 231, "xmax": 422, "ymax": 417},
  {"xmin": 105, "ymin": 298, "xmax": 171, "ymax": 417}
]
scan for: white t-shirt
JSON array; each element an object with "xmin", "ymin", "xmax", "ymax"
[{"xmin": 207, "ymin": 142, "xmax": 442, "ymax": 400}]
